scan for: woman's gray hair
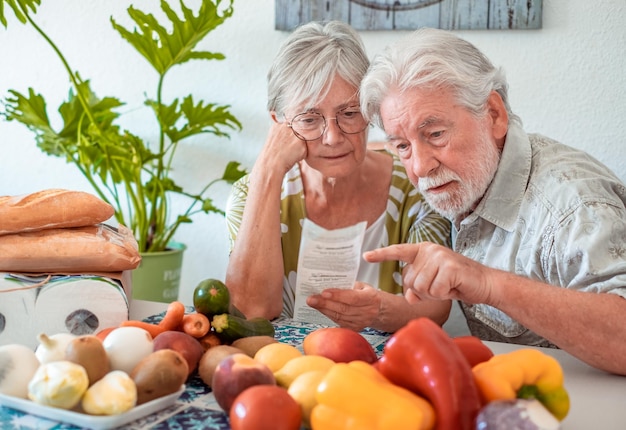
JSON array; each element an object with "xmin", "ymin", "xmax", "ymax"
[
  {"xmin": 267, "ymin": 21, "xmax": 369, "ymax": 116},
  {"xmin": 360, "ymin": 27, "xmax": 520, "ymax": 130}
]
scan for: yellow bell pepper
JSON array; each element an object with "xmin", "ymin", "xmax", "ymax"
[
  {"xmin": 472, "ymin": 348, "xmax": 570, "ymax": 421},
  {"xmin": 310, "ymin": 360, "xmax": 435, "ymax": 430}
]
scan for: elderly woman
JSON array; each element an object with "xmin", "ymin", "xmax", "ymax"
[{"xmin": 224, "ymin": 21, "xmax": 451, "ymax": 333}]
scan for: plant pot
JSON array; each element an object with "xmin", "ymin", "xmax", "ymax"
[{"xmin": 130, "ymin": 243, "xmax": 186, "ymax": 303}]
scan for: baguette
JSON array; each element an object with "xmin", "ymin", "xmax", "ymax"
[
  {"xmin": 0, "ymin": 189, "xmax": 115, "ymax": 235},
  {"xmin": 0, "ymin": 224, "xmax": 141, "ymax": 273}
]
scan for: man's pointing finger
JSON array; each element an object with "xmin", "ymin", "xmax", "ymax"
[{"xmin": 363, "ymin": 243, "xmax": 419, "ymax": 264}]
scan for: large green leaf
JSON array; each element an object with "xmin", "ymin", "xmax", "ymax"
[
  {"xmin": 145, "ymin": 97, "xmax": 182, "ymax": 134},
  {"xmin": 4, "ymin": 88, "xmax": 50, "ymax": 131},
  {"xmin": 201, "ymin": 197, "xmax": 223, "ymax": 215},
  {"xmin": 57, "ymin": 80, "xmax": 123, "ymax": 138},
  {"xmin": 3, "ymin": 83, "xmax": 149, "ymax": 188},
  {"xmin": 0, "ymin": 0, "xmax": 40, "ymax": 27},
  {"xmin": 177, "ymin": 95, "xmax": 241, "ymax": 138},
  {"xmin": 147, "ymin": 95, "xmax": 242, "ymax": 143},
  {"xmin": 221, "ymin": 160, "xmax": 246, "ymax": 183},
  {"xmin": 111, "ymin": 0, "xmax": 233, "ymax": 75},
  {"xmin": 3, "ymin": 88, "xmax": 69, "ymax": 158}
]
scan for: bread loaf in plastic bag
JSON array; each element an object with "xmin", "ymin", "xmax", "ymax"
[{"xmin": 0, "ymin": 224, "xmax": 141, "ymax": 273}]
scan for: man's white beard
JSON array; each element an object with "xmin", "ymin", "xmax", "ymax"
[{"xmin": 417, "ymin": 131, "xmax": 501, "ymax": 221}]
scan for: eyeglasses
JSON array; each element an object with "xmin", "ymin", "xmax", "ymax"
[{"xmin": 287, "ymin": 105, "xmax": 369, "ymax": 141}]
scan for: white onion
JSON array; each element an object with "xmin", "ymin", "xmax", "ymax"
[{"xmin": 102, "ymin": 326, "xmax": 154, "ymax": 375}]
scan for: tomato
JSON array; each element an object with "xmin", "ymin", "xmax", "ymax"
[{"xmin": 229, "ymin": 385, "xmax": 302, "ymax": 430}]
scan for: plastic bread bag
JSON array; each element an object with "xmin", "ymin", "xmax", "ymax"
[{"xmin": 0, "ymin": 224, "xmax": 141, "ymax": 273}]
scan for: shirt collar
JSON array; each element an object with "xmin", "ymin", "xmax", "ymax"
[{"xmin": 471, "ymin": 123, "xmax": 532, "ymax": 232}]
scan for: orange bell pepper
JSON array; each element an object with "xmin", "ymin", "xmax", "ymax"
[
  {"xmin": 472, "ymin": 348, "xmax": 570, "ymax": 421},
  {"xmin": 310, "ymin": 360, "xmax": 435, "ymax": 430}
]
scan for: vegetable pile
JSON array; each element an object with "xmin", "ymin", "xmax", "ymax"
[
  {"xmin": 0, "ymin": 278, "xmax": 571, "ymax": 429},
  {"xmin": 0, "ymin": 277, "xmax": 275, "ymax": 418},
  {"xmin": 207, "ymin": 316, "xmax": 571, "ymax": 430},
  {"xmin": 0, "ymin": 327, "xmax": 185, "ymax": 415}
]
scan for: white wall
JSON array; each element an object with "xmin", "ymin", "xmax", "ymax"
[{"xmin": 1, "ymin": 0, "xmax": 625, "ymax": 307}]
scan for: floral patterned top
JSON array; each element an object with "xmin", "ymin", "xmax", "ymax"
[{"xmin": 226, "ymin": 153, "xmax": 452, "ymax": 318}]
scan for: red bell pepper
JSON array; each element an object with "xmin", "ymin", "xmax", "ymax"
[
  {"xmin": 377, "ymin": 317, "xmax": 482, "ymax": 430},
  {"xmin": 453, "ymin": 335, "xmax": 494, "ymax": 368}
]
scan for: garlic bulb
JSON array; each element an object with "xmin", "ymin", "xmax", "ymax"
[
  {"xmin": 28, "ymin": 360, "xmax": 89, "ymax": 409},
  {"xmin": 35, "ymin": 333, "xmax": 77, "ymax": 364},
  {"xmin": 81, "ymin": 370, "xmax": 137, "ymax": 415}
]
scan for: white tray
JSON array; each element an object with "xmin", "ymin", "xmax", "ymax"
[{"xmin": 0, "ymin": 385, "xmax": 185, "ymax": 430}]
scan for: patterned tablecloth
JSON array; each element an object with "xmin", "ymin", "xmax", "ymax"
[{"xmin": 0, "ymin": 317, "xmax": 391, "ymax": 430}]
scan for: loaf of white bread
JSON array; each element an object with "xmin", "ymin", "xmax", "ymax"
[
  {"xmin": 0, "ymin": 189, "xmax": 140, "ymax": 273},
  {"xmin": 0, "ymin": 189, "xmax": 114, "ymax": 235}
]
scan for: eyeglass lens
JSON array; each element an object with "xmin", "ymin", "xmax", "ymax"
[{"xmin": 289, "ymin": 106, "xmax": 368, "ymax": 140}]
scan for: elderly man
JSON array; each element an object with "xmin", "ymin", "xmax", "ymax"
[{"xmin": 361, "ymin": 28, "xmax": 626, "ymax": 375}]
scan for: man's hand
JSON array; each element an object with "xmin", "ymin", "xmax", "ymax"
[{"xmin": 364, "ymin": 242, "xmax": 495, "ymax": 306}]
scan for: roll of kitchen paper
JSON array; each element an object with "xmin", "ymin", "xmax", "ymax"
[
  {"xmin": 34, "ymin": 275, "xmax": 129, "ymax": 339},
  {"xmin": 0, "ymin": 273, "xmax": 38, "ymax": 348}
]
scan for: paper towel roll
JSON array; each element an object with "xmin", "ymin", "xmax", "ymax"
[
  {"xmin": 34, "ymin": 276, "xmax": 129, "ymax": 338},
  {"xmin": 0, "ymin": 274, "xmax": 38, "ymax": 348}
]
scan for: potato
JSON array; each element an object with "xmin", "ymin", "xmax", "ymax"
[
  {"xmin": 231, "ymin": 336, "xmax": 278, "ymax": 357},
  {"xmin": 198, "ymin": 345, "xmax": 244, "ymax": 388},
  {"xmin": 153, "ymin": 330, "xmax": 204, "ymax": 377},
  {"xmin": 130, "ymin": 349, "xmax": 188, "ymax": 405},
  {"xmin": 65, "ymin": 335, "xmax": 111, "ymax": 386}
]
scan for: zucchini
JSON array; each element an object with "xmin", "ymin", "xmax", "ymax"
[
  {"xmin": 229, "ymin": 303, "xmax": 247, "ymax": 320},
  {"xmin": 211, "ymin": 313, "xmax": 275, "ymax": 344}
]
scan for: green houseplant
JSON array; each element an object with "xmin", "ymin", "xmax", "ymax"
[
  {"xmin": 0, "ymin": 0, "xmax": 246, "ymax": 302},
  {"xmin": 0, "ymin": 0, "xmax": 245, "ymax": 253}
]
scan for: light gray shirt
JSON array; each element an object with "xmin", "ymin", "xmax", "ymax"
[{"xmin": 456, "ymin": 123, "xmax": 626, "ymax": 347}]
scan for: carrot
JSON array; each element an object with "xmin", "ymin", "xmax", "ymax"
[
  {"xmin": 181, "ymin": 312, "xmax": 211, "ymax": 338},
  {"xmin": 95, "ymin": 326, "xmax": 117, "ymax": 342},
  {"xmin": 120, "ymin": 320, "xmax": 166, "ymax": 339},
  {"xmin": 158, "ymin": 301, "xmax": 186, "ymax": 331},
  {"xmin": 119, "ymin": 301, "xmax": 186, "ymax": 338},
  {"xmin": 198, "ymin": 331, "xmax": 222, "ymax": 351}
]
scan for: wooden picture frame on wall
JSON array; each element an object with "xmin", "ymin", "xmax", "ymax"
[{"xmin": 275, "ymin": 0, "xmax": 543, "ymax": 31}]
